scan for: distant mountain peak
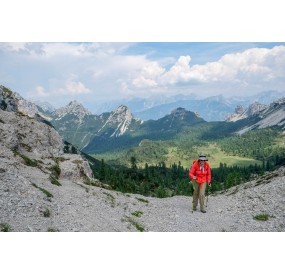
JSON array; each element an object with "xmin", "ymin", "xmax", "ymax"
[
  {"xmin": 225, "ymin": 101, "xmax": 267, "ymax": 122},
  {"xmin": 54, "ymin": 100, "xmax": 92, "ymax": 122},
  {"xmin": 170, "ymin": 107, "xmax": 201, "ymax": 120},
  {"xmin": 247, "ymin": 102, "xmax": 267, "ymax": 116},
  {"xmin": 98, "ymin": 105, "xmax": 140, "ymax": 137},
  {"xmin": 171, "ymin": 107, "xmax": 187, "ymax": 114},
  {"xmin": 33, "ymin": 100, "xmax": 55, "ymax": 113},
  {"xmin": 67, "ymin": 100, "xmax": 82, "ymax": 107},
  {"xmin": 115, "ymin": 104, "xmax": 132, "ymax": 115}
]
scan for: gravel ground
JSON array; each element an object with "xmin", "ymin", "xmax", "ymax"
[{"xmin": 1, "ymin": 157, "xmax": 284, "ymax": 232}]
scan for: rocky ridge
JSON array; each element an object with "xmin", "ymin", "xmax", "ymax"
[{"xmin": 98, "ymin": 105, "xmax": 143, "ymax": 137}]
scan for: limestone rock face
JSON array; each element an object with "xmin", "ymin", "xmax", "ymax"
[{"xmin": 0, "ymin": 109, "xmax": 64, "ymax": 157}]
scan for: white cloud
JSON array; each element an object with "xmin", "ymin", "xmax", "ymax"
[
  {"xmin": 0, "ymin": 42, "xmax": 133, "ymax": 59},
  {"xmin": 132, "ymin": 61, "xmax": 165, "ymax": 87},
  {"xmin": 128, "ymin": 46, "xmax": 285, "ymax": 93},
  {"xmin": 132, "ymin": 76, "xmax": 157, "ymax": 88},
  {"xmin": 32, "ymin": 78, "xmax": 90, "ymax": 101},
  {"xmin": 35, "ymin": 86, "xmax": 49, "ymax": 97},
  {"xmin": 65, "ymin": 80, "xmax": 90, "ymax": 94},
  {"xmin": 1, "ymin": 43, "xmax": 285, "ymax": 104},
  {"xmin": 0, "ymin": 42, "xmax": 27, "ymax": 52},
  {"xmin": 58, "ymin": 77, "xmax": 90, "ymax": 95}
]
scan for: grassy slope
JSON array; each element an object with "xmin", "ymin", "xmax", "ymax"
[
  {"xmin": 91, "ymin": 141, "xmax": 263, "ymax": 169},
  {"xmin": 89, "ymin": 123, "xmax": 284, "ymax": 170}
]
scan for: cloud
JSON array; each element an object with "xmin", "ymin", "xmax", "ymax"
[
  {"xmin": 0, "ymin": 42, "xmax": 133, "ymax": 58},
  {"xmin": 132, "ymin": 61, "xmax": 165, "ymax": 87},
  {"xmin": 56, "ymin": 77, "xmax": 90, "ymax": 95},
  {"xmin": 0, "ymin": 42, "xmax": 27, "ymax": 52},
  {"xmin": 31, "ymin": 77, "xmax": 90, "ymax": 101},
  {"xmin": 129, "ymin": 45, "xmax": 285, "ymax": 93},
  {"xmin": 1, "ymin": 43, "xmax": 285, "ymax": 105},
  {"xmin": 35, "ymin": 86, "xmax": 49, "ymax": 97}
]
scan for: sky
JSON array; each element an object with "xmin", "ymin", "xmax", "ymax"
[{"xmin": 1, "ymin": 42, "xmax": 285, "ymax": 111}]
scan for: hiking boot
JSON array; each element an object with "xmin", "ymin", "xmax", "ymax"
[
  {"xmin": 201, "ymin": 209, "xmax": 207, "ymax": 213},
  {"xmin": 192, "ymin": 207, "xmax": 197, "ymax": 211}
]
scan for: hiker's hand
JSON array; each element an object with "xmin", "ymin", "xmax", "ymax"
[{"xmin": 207, "ymin": 182, "xmax": 211, "ymax": 187}]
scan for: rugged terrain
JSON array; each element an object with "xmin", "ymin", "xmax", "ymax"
[
  {"xmin": 1, "ymin": 149, "xmax": 285, "ymax": 232},
  {"xmin": 1, "ymin": 106, "xmax": 284, "ymax": 232}
]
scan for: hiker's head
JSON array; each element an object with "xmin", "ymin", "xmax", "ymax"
[{"xmin": 198, "ymin": 154, "xmax": 208, "ymax": 162}]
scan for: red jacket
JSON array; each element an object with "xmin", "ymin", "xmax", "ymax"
[{"xmin": 189, "ymin": 160, "xmax": 211, "ymax": 184}]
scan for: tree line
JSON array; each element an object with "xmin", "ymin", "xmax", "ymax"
[{"xmin": 88, "ymin": 153, "xmax": 285, "ymax": 198}]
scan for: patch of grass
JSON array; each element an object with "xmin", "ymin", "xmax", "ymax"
[
  {"xmin": 128, "ymin": 218, "xmax": 145, "ymax": 232},
  {"xmin": 136, "ymin": 197, "xmax": 149, "ymax": 204},
  {"xmin": 72, "ymin": 159, "xmax": 83, "ymax": 165},
  {"xmin": 131, "ymin": 211, "xmax": 143, "ymax": 217},
  {"xmin": 47, "ymin": 227, "xmax": 59, "ymax": 232},
  {"xmin": 103, "ymin": 192, "xmax": 116, "ymax": 207},
  {"xmin": 50, "ymin": 163, "xmax": 61, "ymax": 179},
  {"xmin": 254, "ymin": 214, "xmax": 275, "ymax": 221},
  {"xmin": 192, "ymin": 143, "xmax": 262, "ymax": 168},
  {"xmin": 20, "ymin": 143, "xmax": 32, "ymax": 152},
  {"xmin": 18, "ymin": 153, "xmax": 38, "ymax": 167},
  {"xmin": 32, "ymin": 183, "xmax": 53, "ymax": 199},
  {"xmin": 49, "ymin": 175, "xmax": 61, "ymax": 186},
  {"xmin": 0, "ymin": 223, "xmax": 11, "ymax": 232},
  {"xmin": 41, "ymin": 208, "xmax": 51, "ymax": 217}
]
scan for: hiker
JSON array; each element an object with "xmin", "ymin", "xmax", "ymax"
[{"xmin": 189, "ymin": 154, "xmax": 211, "ymax": 213}]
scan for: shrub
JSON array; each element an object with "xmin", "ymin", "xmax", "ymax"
[
  {"xmin": 128, "ymin": 218, "xmax": 145, "ymax": 232},
  {"xmin": 0, "ymin": 223, "xmax": 11, "ymax": 232},
  {"xmin": 47, "ymin": 227, "xmax": 59, "ymax": 232},
  {"xmin": 131, "ymin": 211, "xmax": 143, "ymax": 217},
  {"xmin": 254, "ymin": 214, "xmax": 274, "ymax": 221},
  {"xmin": 41, "ymin": 208, "xmax": 51, "ymax": 217}
]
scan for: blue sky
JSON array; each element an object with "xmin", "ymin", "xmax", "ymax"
[{"xmin": 1, "ymin": 42, "xmax": 285, "ymax": 110}]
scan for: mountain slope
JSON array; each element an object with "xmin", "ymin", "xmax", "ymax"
[
  {"xmin": 226, "ymin": 98, "xmax": 285, "ymax": 134},
  {"xmin": 83, "ymin": 107, "xmax": 205, "ymax": 153},
  {"xmin": 1, "ymin": 151, "xmax": 284, "ymax": 231}
]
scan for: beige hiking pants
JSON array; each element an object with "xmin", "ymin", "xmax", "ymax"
[{"xmin": 192, "ymin": 182, "xmax": 206, "ymax": 211}]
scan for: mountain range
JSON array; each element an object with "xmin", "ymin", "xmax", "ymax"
[
  {"xmin": 48, "ymin": 97, "xmax": 285, "ymax": 157},
  {"xmin": 0, "ymin": 86, "xmax": 285, "ymax": 164},
  {"xmin": 1, "ymin": 85, "xmax": 285, "ymax": 161},
  {"xmin": 87, "ymin": 90, "xmax": 285, "ymax": 121}
]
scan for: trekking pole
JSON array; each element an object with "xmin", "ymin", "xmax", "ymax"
[
  {"xmin": 205, "ymin": 184, "xmax": 211, "ymax": 208},
  {"xmin": 190, "ymin": 180, "xmax": 196, "ymax": 213}
]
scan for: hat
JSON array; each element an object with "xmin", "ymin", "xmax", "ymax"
[{"xmin": 198, "ymin": 154, "xmax": 208, "ymax": 161}]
